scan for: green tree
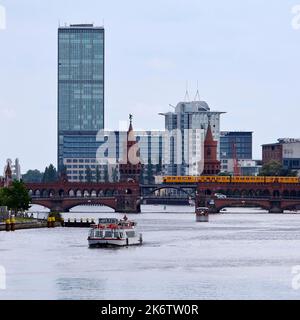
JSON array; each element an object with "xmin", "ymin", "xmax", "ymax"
[
  {"xmin": 22, "ymin": 170, "xmax": 43, "ymax": 183},
  {"xmin": 85, "ymin": 167, "xmax": 92, "ymax": 183},
  {"xmin": 259, "ymin": 160, "xmax": 298, "ymax": 177},
  {"xmin": 42, "ymin": 164, "xmax": 58, "ymax": 182},
  {"xmin": 0, "ymin": 181, "xmax": 31, "ymax": 213}
]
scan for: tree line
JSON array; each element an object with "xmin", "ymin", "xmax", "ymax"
[{"xmin": 0, "ymin": 180, "xmax": 31, "ymax": 213}]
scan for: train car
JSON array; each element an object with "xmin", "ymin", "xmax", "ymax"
[{"xmin": 163, "ymin": 175, "xmax": 300, "ymax": 184}]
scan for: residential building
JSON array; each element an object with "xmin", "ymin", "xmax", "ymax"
[{"xmin": 160, "ymin": 98, "xmax": 225, "ymax": 176}]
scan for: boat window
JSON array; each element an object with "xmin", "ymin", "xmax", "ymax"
[
  {"xmin": 105, "ymin": 231, "xmax": 112, "ymax": 238},
  {"xmin": 95, "ymin": 230, "xmax": 103, "ymax": 238},
  {"xmin": 113, "ymin": 231, "xmax": 120, "ymax": 238},
  {"xmin": 126, "ymin": 231, "xmax": 136, "ymax": 238}
]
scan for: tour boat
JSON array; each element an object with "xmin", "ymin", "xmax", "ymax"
[
  {"xmin": 88, "ymin": 217, "xmax": 143, "ymax": 248},
  {"xmin": 196, "ymin": 207, "xmax": 209, "ymax": 222}
]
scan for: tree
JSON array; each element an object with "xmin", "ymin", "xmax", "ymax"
[
  {"xmin": 259, "ymin": 160, "xmax": 298, "ymax": 177},
  {"xmin": 0, "ymin": 181, "xmax": 31, "ymax": 213},
  {"xmin": 85, "ymin": 167, "xmax": 92, "ymax": 183},
  {"xmin": 42, "ymin": 164, "xmax": 58, "ymax": 182},
  {"xmin": 22, "ymin": 170, "xmax": 43, "ymax": 183}
]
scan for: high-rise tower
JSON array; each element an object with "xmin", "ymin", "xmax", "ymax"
[{"xmin": 58, "ymin": 24, "xmax": 105, "ymax": 179}]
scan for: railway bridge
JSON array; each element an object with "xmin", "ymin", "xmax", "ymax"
[
  {"xmin": 26, "ymin": 181, "xmax": 141, "ymax": 213},
  {"xmin": 196, "ymin": 182, "xmax": 300, "ymax": 213}
]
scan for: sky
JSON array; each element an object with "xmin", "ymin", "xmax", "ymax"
[{"xmin": 0, "ymin": 0, "xmax": 300, "ymax": 172}]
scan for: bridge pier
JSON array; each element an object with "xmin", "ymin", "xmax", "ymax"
[
  {"xmin": 269, "ymin": 200, "xmax": 283, "ymax": 214},
  {"xmin": 116, "ymin": 196, "xmax": 141, "ymax": 214}
]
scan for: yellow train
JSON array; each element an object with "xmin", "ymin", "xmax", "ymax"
[{"xmin": 162, "ymin": 176, "xmax": 300, "ymax": 184}]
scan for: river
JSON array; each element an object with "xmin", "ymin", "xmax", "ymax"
[{"xmin": 1, "ymin": 205, "xmax": 300, "ymax": 300}]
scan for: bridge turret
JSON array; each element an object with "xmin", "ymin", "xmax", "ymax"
[{"xmin": 119, "ymin": 114, "xmax": 142, "ymax": 183}]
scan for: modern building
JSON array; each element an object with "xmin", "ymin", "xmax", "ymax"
[
  {"xmin": 160, "ymin": 98, "xmax": 225, "ymax": 176},
  {"xmin": 220, "ymin": 131, "xmax": 253, "ymax": 174},
  {"xmin": 57, "ymin": 24, "xmax": 105, "ymax": 176},
  {"xmin": 220, "ymin": 131, "xmax": 252, "ymax": 160},
  {"xmin": 262, "ymin": 138, "xmax": 300, "ymax": 172}
]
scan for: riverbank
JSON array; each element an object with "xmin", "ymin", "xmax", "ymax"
[{"xmin": 0, "ymin": 220, "xmax": 61, "ymax": 231}]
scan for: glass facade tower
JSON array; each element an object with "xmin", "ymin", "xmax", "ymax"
[{"xmin": 58, "ymin": 24, "xmax": 105, "ymax": 175}]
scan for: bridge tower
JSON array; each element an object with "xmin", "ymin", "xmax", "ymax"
[
  {"xmin": 202, "ymin": 121, "xmax": 220, "ymax": 175},
  {"xmin": 4, "ymin": 161, "xmax": 13, "ymax": 187},
  {"xmin": 119, "ymin": 114, "xmax": 142, "ymax": 183}
]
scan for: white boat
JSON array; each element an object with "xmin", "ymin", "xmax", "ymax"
[
  {"xmin": 196, "ymin": 207, "xmax": 209, "ymax": 222},
  {"xmin": 88, "ymin": 217, "xmax": 143, "ymax": 248}
]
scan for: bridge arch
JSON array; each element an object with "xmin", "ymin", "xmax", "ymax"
[
  {"xmin": 34, "ymin": 189, "xmax": 41, "ymax": 197},
  {"xmin": 76, "ymin": 190, "xmax": 82, "ymax": 197},
  {"xmin": 49, "ymin": 189, "xmax": 56, "ymax": 198},
  {"xmin": 63, "ymin": 200, "xmax": 117, "ymax": 212},
  {"xmin": 216, "ymin": 201, "xmax": 270, "ymax": 212},
  {"xmin": 83, "ymin": 190, "xmax": 90, "ymax": 197},
  {"xmin": 145, "ymin": 186, "xmax": 193, "ymax": 197}
]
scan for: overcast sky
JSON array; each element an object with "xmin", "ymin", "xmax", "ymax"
[{"xmin": 0, "ymin": 0, "xmax": 300, "ymax": 172}]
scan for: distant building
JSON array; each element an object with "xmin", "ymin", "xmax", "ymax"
[
  {"xmin": 262, "ymin": 143, "xmax": 283, "ymax": 165},
  {"xmin": 220, "ymin": 131, "xmax": 252, "ymax": 160},
  {"xmin": 160, "ymin": 98, "xmax": 225, "ymax": 176},
  {"xmin": 3, "ymin": 159, "xmax": 21, "ymax": 181},
  {"xmin": 58, "ymin": 24, "xmax": 105, "ymax": 174},
  {"xmin": 262, "ymin": 138, "xmax": 300, "ymax": 173},
  {"xmin": 220, "ymin": 131, "xmax": 253, "ymax": 174}
]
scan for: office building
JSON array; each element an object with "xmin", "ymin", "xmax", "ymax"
[
  {"xmin": 58, "ymin": 24, "xmax": 105, "ymax": 177},
  {"xmin": 262, "ymin": 138, "xmax": 300, "ymax": 173},
  {"xmin": 160, "ymin": 99, "xmax": 225, "ymax": 176}
]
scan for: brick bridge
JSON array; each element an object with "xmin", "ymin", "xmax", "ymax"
[
  {"xmin": 196, "ymin": 182, "xmax": 300, "ymax": 213},
  {"xmin": 26, "ymin": 181, "xmax": 141, "ymax": 213}
]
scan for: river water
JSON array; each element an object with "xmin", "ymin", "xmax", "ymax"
[{"xmin": 1, "ymin": 205, "xmax": 300, "ymax": 300}]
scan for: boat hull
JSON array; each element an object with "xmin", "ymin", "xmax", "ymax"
[
  {"xmin": 88, "ymin": 237, "xmax": 142, "ymax": 248},
  {"xmin": 196, "ymin": 215, "xmax": 209, "ymax": 222}
]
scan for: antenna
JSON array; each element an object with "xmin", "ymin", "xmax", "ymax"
[
  {"xmin": 169, "ymin": 104, "xmax": 176, "ymax": 109},
  {"xmin": 194, "ymin": 80, "xmax": 201, "ymax": 101},
  {"xmin": 184, "ymin": 81, "xmax": 190, "ymax": 102}
]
